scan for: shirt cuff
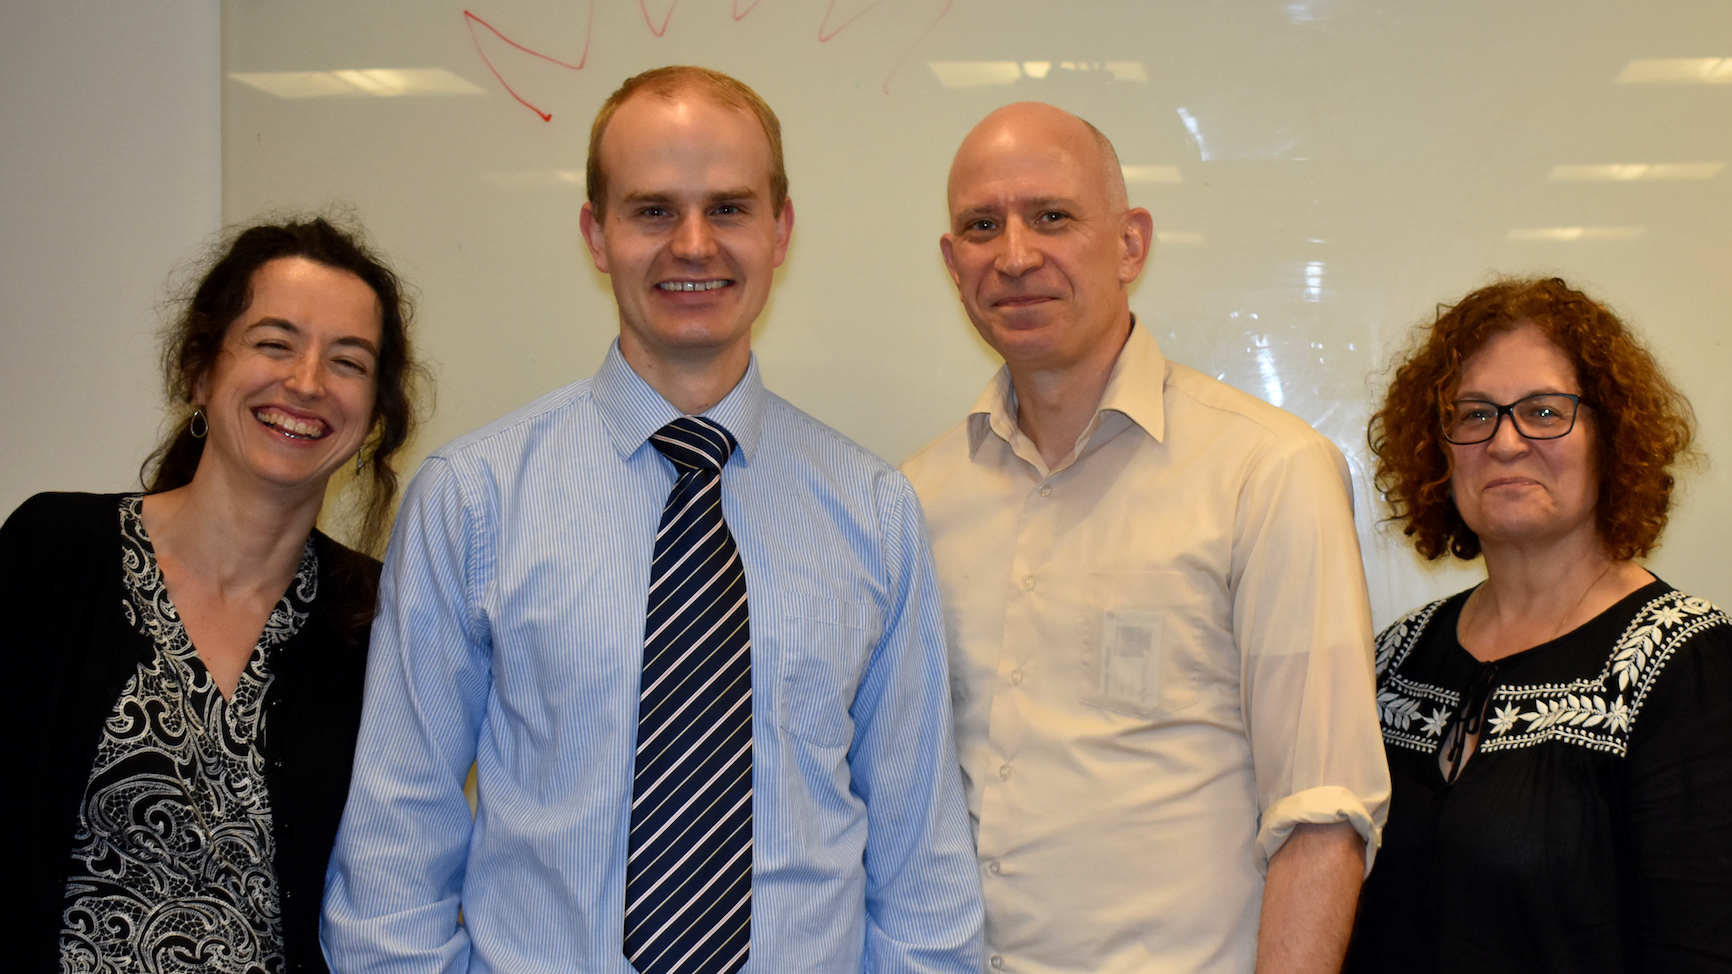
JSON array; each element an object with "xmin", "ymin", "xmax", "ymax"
[{"xmin": 1256, "ymin": 784, "xmax": 1382, "ymax": 877}]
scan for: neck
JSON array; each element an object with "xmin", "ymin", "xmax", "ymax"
[
  {"xmin": 1463, "ymin": 528, "xmax": 1653, "ymax": 660},
  {"xmin": 1007, "ymin": 313, "xmax": 1133, "ymax": 470},
  {"xmin": 141, "ymin": 462, "xmax": 327, "ymax": 592},
  {"xmin": 619, "ymin": 333, "xmax": 750, "ymax": 415}
]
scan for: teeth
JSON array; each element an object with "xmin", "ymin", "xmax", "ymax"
[
  {"xmin": 255, "ymin": 408, "xmax": 329, "ymax": 439},
  {"xmin": 657, "ymin": 280, "xmax": 729, "ymax": 292}
]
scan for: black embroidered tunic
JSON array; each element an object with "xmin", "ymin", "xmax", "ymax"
[{"xmin": 1348, "ymin": 580, "xmax": 1732, "ymax": 973}]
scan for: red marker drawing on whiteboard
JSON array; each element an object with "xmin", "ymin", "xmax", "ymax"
[
  {"xmin": 466, "ymin": 0, "xmax": 954, "ymax": 120},
  {"xmin": 462, "ymin": 6, "xmax": 594, "ymax": 121}
]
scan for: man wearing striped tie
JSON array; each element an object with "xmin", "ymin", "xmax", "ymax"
[{"xmin": 322, "ymin": 67, "xmax": 983, "ymax": 973}]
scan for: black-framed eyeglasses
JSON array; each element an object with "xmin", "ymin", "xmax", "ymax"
[{"xmin": 1442, "ymin": 393, "xmax": 1584, "ymax": 445}]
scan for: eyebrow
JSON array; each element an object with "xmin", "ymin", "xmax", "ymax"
[
  {"xmin": 246, "ymin": 318, "xmax": 380, "ymax": 357},
  {"xmin": 620, "ymin": 186, "xmax": 761, "ymax": 206},
  {"xmin": 953, "ymin": 195, "xmax": 1082, "ymax": 221},
  {"xmin": 1453, "ymin": 386, "xmax": 1578, "ymax": 401}
]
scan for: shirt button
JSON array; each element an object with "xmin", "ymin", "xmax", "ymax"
[
  {"xmin": 1010, "ymin": 669, "xmax": 1023, "ymax": 685},
  {"xmin": 988, "ymin": 860, "xmax": 1001, "ymax": 875},
  {"xmin": 1039, "ymin": 484, "xmax": 1052, "ymax": 497},
  {"xmin": 998, "ymin": 764, "xmax": 1011, "ymax": 779},
  {"xmin": 1022, "ymin": 576, "xmax": 1036, "ymax": 591},
  {"xmin": 991, "ymin": 957, "xmax": 1004, "ymax": 969}
]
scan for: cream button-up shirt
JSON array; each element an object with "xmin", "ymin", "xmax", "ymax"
[{"xmin": 902, "ymin": 322, "xmax": 1390, "ymax": 974}]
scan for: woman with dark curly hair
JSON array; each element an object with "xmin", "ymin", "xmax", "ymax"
[
  {"xmin": 0, "ymin": 216, "xmax": 422, "ymax": 973},
  {"xmin": 1346, "ymin": 277, "xmax": 1732, "ymax": 972}
]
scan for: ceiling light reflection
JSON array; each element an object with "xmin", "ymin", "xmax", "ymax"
[
  {"xmin": 1547, "ymin": 163, "xmax": 1723, "ymax": 182},
  {"xmin": 1614, "ymin": 58, "xmax": 1732, "ymax": 84},
  {"xmin": 229, "ymin": 68, "xmax": 483, "ymax": 99},
  {"xmin": 1123, "ymin": 165, "xmax": 1182, "ymax": 184},
  {"xmin": 481, "ymin": 170, "xmax": 585, "ymax": 189},
  {"xmin": 928, "ymin": 61, "xmax": 1147, "ymax": 88},
  {"xmin": 1506, "ymin": 227, "xmax": 1646, "ymax": 242}
]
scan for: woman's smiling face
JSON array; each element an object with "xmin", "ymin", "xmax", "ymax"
[
  {"xmin": 196, "ymin": 256, "xmax": 382, "ymax": 496},
  {"xmin": 1447, "ymin": 322, "xmax": 1599, "ymax": 552}
]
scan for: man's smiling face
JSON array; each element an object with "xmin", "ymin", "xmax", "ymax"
[
  {"xmin": 581, "ymin": 90, "xmax": 792, "ymax": 375},
  {"xmin": 940, "ymin": 102, "xmax": 1147, "ymax": 374}
]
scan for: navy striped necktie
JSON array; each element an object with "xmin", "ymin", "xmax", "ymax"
[{"xmin": 625, "ymin": 416, "xmax": 753, "ymax": 974}]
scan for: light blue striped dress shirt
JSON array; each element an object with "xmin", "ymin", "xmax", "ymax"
[{"xmin": 322, "ymin": 343, "xmax": 983, "ymax": 973}]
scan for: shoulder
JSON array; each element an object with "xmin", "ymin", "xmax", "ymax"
[
  {"xmin": 1, "ymin": 491, "xmax": 126, "ymax": 558},
  {"xmin": 309, "ymin": 530, "xmax": 384, "ymax": 646},
  {"xmin": 1621, "ymin": 586, "xmax": 1731, "ymax": 702},
  {"xmin": 428, "ymin": 376, "xmax": 598, "ymax": 465},
  {"xmin": 1374, "ymin": 592, "xmax": 1465, "ymax": 678},
  {"xmin": 1164, "ymin": 361, "xmax": 1344, "ymax": 459},
  {"xmin": 761, "ymin": 392, "xmax": 904, "ymax": 486},
  {"xmin": 899, "ymin": 417, "xmax": 973, "ymax": 496},
  {"xmin": 311, "ymin": 530, "xmax": 383, "ymax": 590}
]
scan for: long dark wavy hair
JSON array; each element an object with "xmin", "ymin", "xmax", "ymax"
[{"xmin": 141, "ymin": 215, "xmax": 424, "ymax": 556}]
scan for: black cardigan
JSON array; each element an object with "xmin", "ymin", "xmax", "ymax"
[{"xmin": 0, "ymin": 492, "xmax": 379, "ymax": 973}]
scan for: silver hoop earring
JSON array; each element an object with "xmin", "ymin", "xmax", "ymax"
[
  {"xmin": 355, "ymin": 451, "xmax": 365, "ymax": 475},
  {"xmin": 189, "ymin": 408, "xmax": 208, "ymax": 439}
]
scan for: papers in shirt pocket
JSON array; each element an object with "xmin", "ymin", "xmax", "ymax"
[{"xmin": 1081, "ymin": 571, "xmax": 1210, "ymax": 720}]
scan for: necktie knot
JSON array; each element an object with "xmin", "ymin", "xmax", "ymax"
[{"xmin": 651, "ymin": 416, "xmax": 736, "ymax": 474}]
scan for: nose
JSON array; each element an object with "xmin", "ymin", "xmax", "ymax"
[
  {"xmin": 284, "ymin": 351, "xmax": 327, "ymax": 399},
  {"xmin": 672, "ymin": 212, "xmax": 718, "ymax": 262},
  {"xmin": 995, "ymin": 219, "xmax": 1043, "ymax": 278},
  {"xmin": 1483, "ymin": 411, "xmax": 1530, "ymax": 460}
]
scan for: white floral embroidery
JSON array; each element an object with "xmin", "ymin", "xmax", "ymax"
[
  {"xmin": 1377, "ymin": 689, "xmax": 1424, "ymax": 730},
  {"xmin": 1377, "ymin": 588, "xmax": 1727, "ymax": 757},
  {"xmin": 1487, "ymin": 703, "xmax": 1523, "ymax": 736},
  {"xmin": 1419, "ymin": 707, "xmax": 1453, "ymax": 738}
]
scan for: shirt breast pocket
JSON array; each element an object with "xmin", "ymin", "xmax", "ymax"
[
  {"xmin": 1080, "ymin": 571, "xmax": 1216, "ymax": 721},
  {"xmin": 780, "ymin": 597, "xmax": 876, "ymax": 748}
]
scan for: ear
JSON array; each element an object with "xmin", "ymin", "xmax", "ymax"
[
  {"xmin": 579, "ymin": 201, "xmax": 610, "ymax": 274},
  {"xmin": 770, "ymin": 197, "xmax": 795, "ymax": 268},
  {"xmin": 939, "ymin": 233, "xmax": 961, "ymax": 288},
  {"xmin": 1120, "ymin": 207, "xmax": 1154, "ymax": 284}
]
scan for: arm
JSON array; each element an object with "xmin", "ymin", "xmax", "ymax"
[
  {"xmin": 1256, "ymin": 821, "xmax": 1365, "ymax": 974},
  {"xmin": 1232, "ymin": 434, "xmax": 1389, "ymax": 969},
  {"xmin": 851, "ymin": 476, "xmax": 984, "ymax": 973},
  {"xmin": 321, "ymin": 459, "xmax": 494, "ymax": 974},
  {"xmin": 1624, "ymin": 611, "xmax": 1732, "ymax": 970}
]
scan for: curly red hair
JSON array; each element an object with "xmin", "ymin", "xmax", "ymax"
[{"xmin": 1370, "ymin": 277, "xmax": 1696, "ymax": 562}]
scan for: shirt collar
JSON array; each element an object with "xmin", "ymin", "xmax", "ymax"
[
  {"xmin": 965, "ymin": 316, "xmax": 1169, "ymax": 460},
  {"xmin": 593, "ymin": 340, "xmax": 767, "ymax": 464}
]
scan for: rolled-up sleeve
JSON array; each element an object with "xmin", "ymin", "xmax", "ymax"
[
  {"xmin": 322, "ymin": 457, "xmax": 495, "ymax": 973},
  {"xmin": 1232, "ymin": 433, "xmax": 1390, "ymax": 875},
  {"xmin": 851, "ymin": 476, "xmax": 984, "ymax": 973}
]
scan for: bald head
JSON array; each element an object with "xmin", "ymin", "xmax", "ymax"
[
  {"xmin": 938, "ymin": 101, "xmax": 1153, "ymax": 382},
  {"xmin": 948, "ymin": 102, "xmax": 1128, "ymax": 216}
]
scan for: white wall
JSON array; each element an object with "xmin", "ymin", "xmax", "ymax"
[{"xmin": 0, "ymin": 0, "xmax": 221, "ymax": 515}]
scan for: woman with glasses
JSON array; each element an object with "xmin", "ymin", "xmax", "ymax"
[{"xmin": 1346, "ymin": 277, "xmax": 1732, "ymax": 972}]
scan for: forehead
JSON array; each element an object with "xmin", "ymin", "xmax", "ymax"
[
  {"xmin": 598, "ymin": 92, "xmax": 774, "ymax": 198},
  {"xmin": 1459, "ymin": 323, "xmax": 1579, "ymax": 388},
  {"xmin": 239, "ymin": 258, "xmax": 382, "ymax": 333},
  {"xmin": 948, "ymin": 118, "xmax": 1104, "ymax": 212}
]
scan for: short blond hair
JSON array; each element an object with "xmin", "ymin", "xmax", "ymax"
[{"xmin": 586, "ymin": 65, "xmax": 787, "ymax": 218}]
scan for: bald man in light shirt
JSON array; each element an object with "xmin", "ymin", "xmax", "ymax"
[{"xmin": 901, "ymin": 102, "xmax": 1390, "ymax": 974}]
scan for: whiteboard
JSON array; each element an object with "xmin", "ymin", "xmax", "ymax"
[{"xmin": 222, "ymin": 0, "xmax": 1732, "ymax": 626}]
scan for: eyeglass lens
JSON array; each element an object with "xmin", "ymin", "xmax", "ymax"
[{"xmin": 1445, "ymin": 394, "xmax": 1579, "ymax": 444}]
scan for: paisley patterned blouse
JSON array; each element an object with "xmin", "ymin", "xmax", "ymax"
[{"xmin": 57, "ymin": 496, "xmax": 316, "ymax": 974}]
